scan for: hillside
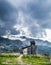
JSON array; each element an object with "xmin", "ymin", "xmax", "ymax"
[
  {"xmin": 0, "ymin": 53, "xmax": 51, "ymax": 65},
  {"xmin": 0, "ymin": 36, "xmax": 51, "ymax": 55},
  {"xmin": 22, "ymin": 55, "xmax": 51, "ymax": 65},
  {"xmin": 0, "ymin": 37, "xmax": 23, "ymax": 52}
]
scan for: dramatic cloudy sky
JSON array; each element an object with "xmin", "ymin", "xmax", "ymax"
[{"xmin": 0, "ymin": 0, "xmax": 51, "ymax": 42}]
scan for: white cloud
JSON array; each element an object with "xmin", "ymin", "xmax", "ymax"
[
  {"xmin": 14, "ymin": 24, "xmax": 31, "ymax": 36},
  {"xmin": 39, "ymin": 29, "xmax": 51, "ymax": 42},
  {"xmin": 45, "ymin": 29, "xmax": 51, "ymax": 41}
]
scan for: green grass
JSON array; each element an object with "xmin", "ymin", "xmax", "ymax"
[
  {"xmin": 0, "ymin": 53, "xmax": 51, "ymax": 65},
  {"xmin": 22, "ymin": 55, "xmax": 51, "ymax": 65},
  {"xmin": 0, "ymin": 53, "xmax": 20, "ymax": 65}
]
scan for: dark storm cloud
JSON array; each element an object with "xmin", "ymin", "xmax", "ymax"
[
  {"xmin": 0, "ymin": 0, "xmax": 16, "ymax": 21},
  {"xmin": 18, "ymin": 0, "xmax": 51, "ymax": 37},
  {"xmin": 25, "ymin": 0, "xmax": 51, "ymax": 29},
  {"xmin": 14, "ymin": 0, "xmax": 51, "ymax": 38},
  {"xmin": 0, "ymin": 0, "xmax": 51, "ymax": 38},
  {"xmin": 0, "ymin": 0, "xmax": 19, "ymax": 36}
]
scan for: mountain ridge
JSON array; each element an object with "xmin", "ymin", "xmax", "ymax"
[{"xmin": 0, "ymin": 36, "xmax": 51, "ymax": 55}]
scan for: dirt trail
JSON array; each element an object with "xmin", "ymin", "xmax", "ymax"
[
  {"xmin": 17, "ymin": 55, "xmax": 31, "ymax": 65},
  {"xmin": 17, "ymin": 54, "xmax": 26, "ymax": 65},
  {"xmin": 17, "ymin": 54, "xmax": 23, "ymax": 63}
]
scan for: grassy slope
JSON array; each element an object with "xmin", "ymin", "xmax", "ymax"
[
  {"xmin": 22, "ymin": 55, "xmax": 51, "ymax": 65},
  {"xmin": 0, "ymin": 53, "xmax": 20, "ymax": 65},
  {"xmin": 0, "ymin": 53, "xmax": 51, "ymax": 65}
]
